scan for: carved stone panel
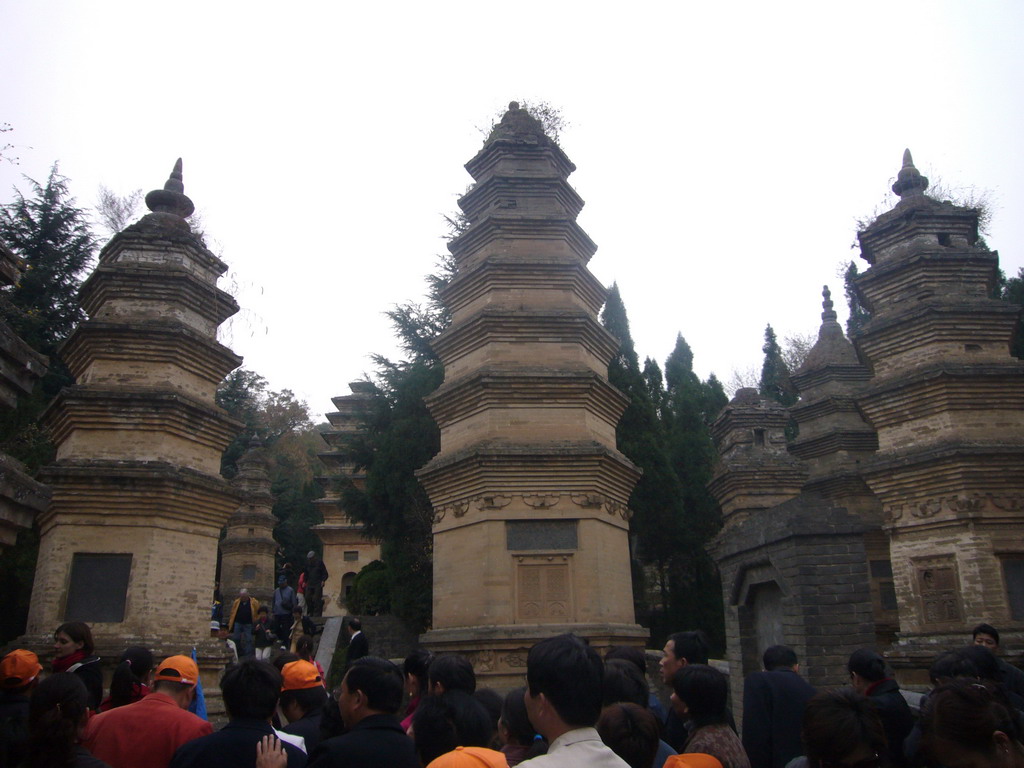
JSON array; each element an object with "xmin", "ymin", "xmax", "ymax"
[
  {"xmin": 515, "ymin": 555, "xmax": 573, "ymax": 623},
  {"xmin": 916, "ymin": 558, "xmax": 962, "ymax": 626}
]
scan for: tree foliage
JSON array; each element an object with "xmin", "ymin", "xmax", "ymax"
[
  {"xmin": 1001, "ymin": 267, "xmax": 1024, "ymax": 359},
  {"xmin": 96, "ymin": 185, "xmax": 143, "ymax": 237},
  {"xmin": 758, "ymin": 324, "xmax": 797, "ymax": 407},
  {"xmin": 600, "ymin": 286, "xmax": 725, "ymax": 652}
]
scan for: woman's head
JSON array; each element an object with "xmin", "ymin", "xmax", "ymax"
[
  {"xmin": 53, "ymin": 621, "xmax": 94, "ymax": 658},
  {"xmin": 296, "ymin": 635, "xmax": 315, "ymax": 661},
  {"xmin": 922, "ymin": 680, "xmax": 1024, "ymax": 768},
  {"xmin": 671, "ymin": 664, "xmax": 729, "ymax": 728},
  {"xmin": 801, "ymin": 689, "xmax": 887, "ymax": 768},
  {"xmin": 403, "ymin": 647, "xmax": 433, "ymax": 698},
  {"xmin": 596, "ymin": 702, "xmax": 660, "ymax": 768},
  {"xmin": 499, "ymin": 686, "xmax": 535, "ymax": 747},
  {"xmin": 108, "ymin": 646, "xmax": 155, "ymax": 708},
  {"xmin": 26, "ymin": 673, "xmax": 90, "ymax": 768}
]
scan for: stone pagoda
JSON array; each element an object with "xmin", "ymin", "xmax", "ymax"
[
  {"xmin": 854, "ymin": 151, "xmax": 1024, "ymax": 672},
  {"xmin": 416, "ymin": 103, "xmax": 646, "ymax": 685},
  {"xmin": 24, "ymin": 161, "xmax": 242, "ymax": 677},
  {"xmin": 313, "ymin": 381, "xmax": 380, "ymax": 616},
  {"xmin": 0, "ymin": 239, "xmax": 50, "ymax": 547},
  {"xmin": 220, "ymin": 437, "xmax": 277, "ymax": 604}
]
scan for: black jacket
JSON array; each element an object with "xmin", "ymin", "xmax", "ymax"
[
  {"xmin": 307, "ymin": 714, "xmax": 418, "ymax": 768},
  {"xmin": 169, "ymin": 718, "xmax": 306, "ymax": 768},
  {"xmin": 345, "ymin": 632, "xmax": 369, "ymax": 669},
  {"xmin": 282, "ymin": 708, "xmax": 324, "ymax": 755},
  {"xmin": 866, "ymin": 678, "xmax": 914, "ymax": 768},
  {"xmin": 742, "ymin": 669, "xmax": 816, "ymax": 768}
]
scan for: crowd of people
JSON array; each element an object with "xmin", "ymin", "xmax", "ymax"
[{"xmin": 2, "ymin": 620, "xmax": 1024, "ymax": 767}]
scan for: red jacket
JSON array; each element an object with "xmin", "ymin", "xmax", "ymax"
[{"xmin": 83, "ymin": 691, "xmax": 212, "ymax": 768}]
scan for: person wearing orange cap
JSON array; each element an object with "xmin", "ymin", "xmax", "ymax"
[
  {"xmin": 0, "ymin": 649, "xmax": 43, "ymax": 766},
  {"xmin": 427, "ymin": 745, "xmax": 510, "ymax": 768},
  {"xmin": 279, "ymin": 660, "xmax": 328, "ymax": 754},
  {"xmin": 83, "ymin": 654, "xmax": 213, "ymax": 768}
]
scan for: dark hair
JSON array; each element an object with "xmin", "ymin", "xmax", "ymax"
[
  {"xmin": 527, "ymin": 633, "xmax": 603, "ymax": 728},
  {"xmin": 596, "ymin": 702, "xmax": 660, "ymax": 768},
  {"xmin": 273, "ymin": 652, "xmax": 300, "ymax": 671},
  {"xmin": 428, "ymin": 653, "xmax": 477, "ymax": 694},
  {"xmin": 221, "ymin": 659, "xmax": 282, "ymax": 720},
  {"xmin": 929, "ymin": 649, "xmax": 979, "ymax": 685},
  {"xmin": 603, "ymin": 658, "xmax": 649, "ymax": 707},
  {"xmin": 279, "ymin": 685, "xmax": 328, "ymax": 717},
  {"xmin": 801, "ymin": 689, "xmax": 888, "ymax": 765},
  {"xmin": 344, "ymin": 657, "xmax": 403, "ymax": 714},
  {"xmin": 474, "ymin": 687, "xmax": 503, "ymax": 746},
  {"xmin": 403, "ymin": 647, "xmax": 434, "ymax": 696},
  {"xmin": 26, "ymin": 673, "xmax": 89, "ymax": 768},
  {"xmin": 668, "ymin": 631, "xmax": 709, "ymax": 665},
  {"xmin": 763, "ymin": 645, "xmax": 798, "ymax": 671},
  {"xmin": 257, "ymin": 605, "xmax": 269, "ymax": 615},
  {"xmin": 960, "ymin": 645, "xmax": 1002, "ymax": 684},
  {"xmin": 922, "ymin": 679, "xmax": 1022, "ymax": 762},
  {"xmin": 54, "ymin": 621, "xmax": 94, "ymax": 656},
  {"xmin": 972, "ymin": 623, "xmax": 1000, "ymax": 645},
  {"xmin": 501, "ymin": 687, "xmax": 536, "ymax": 746},
  {"xmin": 107, "ymin": 646, "xmax": 155, "ymax": 709},
  {"xmin": 347, "ymin": 617, "xmax": 362, "ymax": 632},
  {"xmin": 413, "ymin": 690, "xmax": 494, "ymax": 765},
  {"xmin": 296, "ymin": 636, "xmax": 315, "ymax": 661},
  {"xmin": 672, "ymin": 664, "xmax": 729, "ymax": 728},
  {"xmin": 847, "ymin": 649, "xmax": 887, "ymax": 682},
  {"xmin": 605, "ymin": 646, "xmax": 648, "ymax": 676}
]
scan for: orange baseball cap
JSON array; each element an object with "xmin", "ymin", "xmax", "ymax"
[
  {"xmin": 1, "ymin": 649, "xmax": 42, "ymax": 689},
  {"xmin": 665, "ymin": 755, "xmax": 724, "ymax": 768},
  {"xmin": 426, "ymin": 747, "xmax": 509, "ymax": 768},
  {"xmin": 281, "ymin": 660, "xmax": 323, "ymax": 691},
  {"xmin": 153, "ymin": 655, "xmax": 200, "ymax": 686}
]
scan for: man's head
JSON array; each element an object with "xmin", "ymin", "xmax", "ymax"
[
  {"xmin": 278, "ymin": 576, "xmax": 288, "ymax": 587},
  {"xmin": 346, "ymin": 617, "xmax": 362, "ymax": 638},
  {"xmin": 0, "ymin": 649, "xmax": 42, "ymax": 694},
  {"xmin": 222, "ymin": 659, "xmax": 283, "ymax": 722},
  {"xmin": 279, "ymin": 660, "xmax": 327, "ymax": 724},
  {"xmin": 763, "ymin": 645, "xmax": 799, "ymax": 672},
  {"xmin": 428, "ymin": 653, "xmax": 476, "ymax": 695},
  {"xmin": 239, "ymin": 588, "xmax": 250, "ymax": 602},
  {"xmin": 152, "ymin": 655, "xmax": 199, "ymax": 709},
  {"xmin": 660, "ymin": 630, "xmax": 709, "ymax": 684},
  {"xmin": 972, "ymin": 623, "xmax": 1000, "ymax": 651},
  {"xmin": 525, "ymin": 634, "xmax": 603, "ymax": 739},
  {"xmin": 337, "ymin": 657, "xmax": 403, "ymax": 728}
]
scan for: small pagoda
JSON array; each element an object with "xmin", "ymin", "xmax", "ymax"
[
  {"xmin": 220, "ymin": 437, "xmax": 278, "ymax": 604},
  {"xmin": 313, "ymin": 381, "xmax": 381, "ymax": 616},
  {"xmin": 854, "ymin": 151, "xmax": 1024, "ymax": 668},
  {"xmin": 24, "ymin": 161, "xmax": 242, "ymax": 678},
  {"xmin": 416, "ymin": 103, "xmax": 646, "ymax": 686}
]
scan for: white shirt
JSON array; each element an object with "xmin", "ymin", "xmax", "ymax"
[{"xmin": 520, "ymin": 727, "xmax": 630, "ymax": 768}]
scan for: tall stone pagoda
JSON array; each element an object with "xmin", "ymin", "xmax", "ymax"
[
  {"xmin": 417, "ymin": 103, "xmax": 646, "ymax": 685},
  {"xmin": 220, "ymin": 437, "xmax": 277, "ymax": 603},
  {"xmin": 25, "ymin": 161, "xmax": 242, "ymax": 671},
  {"xmin": 854, "ymin": 151, "xmax": 1024, "ymax": 668},
  {"xmin": 0, "ymin": 239, "xmax": 50, "ymax": 547},
  {"xmin": 313, "ymin": 381, "xmax": 380, "ymax": 616}
]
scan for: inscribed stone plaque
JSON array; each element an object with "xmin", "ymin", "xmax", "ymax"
[
  {"xmin": 516, "ymin": 559, "xmax": 572, "ymax": 622},
  {"xmin": 344, "ymin": 550, "xmax": 359, "ymax": 561},
  {"xmin": 65, "ymin": 553, "xmax": 132, "ymax": 623},
  {"xmin": 506, "ymin": 520, "xmax": 577, "ymax": 551},
  {"xmin": 917, "ymin": 560, "xmax": 962, "ymax": 625},
  {"xmin": 242, "ymin": 564, "xmax": 257, "ymax": 581}
]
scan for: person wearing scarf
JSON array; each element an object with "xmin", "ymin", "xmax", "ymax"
[{"xmin": 53, "ymin": 621, "xmax": 103, "ymax": 711}]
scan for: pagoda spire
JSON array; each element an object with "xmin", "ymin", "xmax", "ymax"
[
  {"xmin": 891, "ymin": 148, "xmax": 929, "ymax": 199},
  {"xmin": 820, "ymin": 285, "xmax": 838, "ymax": 324},
  {"xmin": 144, "ymin": 158, "xmax": 195, "ymax": 219}
]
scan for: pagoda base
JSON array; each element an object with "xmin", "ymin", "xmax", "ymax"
[{"xmin": 420, "ymin": 622, "xmax": 649, "ymax": 691}]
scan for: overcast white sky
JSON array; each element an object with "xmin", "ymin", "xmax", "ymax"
[{"xmin": 3, "ymin": 1, "xmax": 1022, "ymax": 419}]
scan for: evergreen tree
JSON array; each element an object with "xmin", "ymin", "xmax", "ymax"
[
  {"xmin": 0, "ymin": 165, "xmax": 96, "ymax": 353},
  {"xmin": 1000, "ymin": 266, "xmax": 1024, "ymax": 359},
  {"xmin": 662, "ymin": 334, "xmax": 726, "ymax": 652},
  {"xmin": 843, "ymin": 260, "xmax": 871, "ymax": 338},
  {"xmin": 759, "ymin": 324, "xmax": 797, "ymax": 407}
]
